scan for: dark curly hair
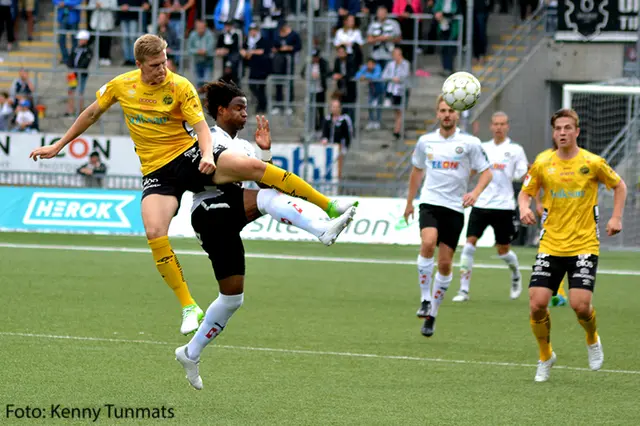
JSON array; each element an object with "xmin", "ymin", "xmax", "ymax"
[{"xmin": 201, "ymin": 80, "xmax": 245, "ymax": 120}]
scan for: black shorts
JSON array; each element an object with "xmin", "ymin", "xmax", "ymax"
[
  {"xmin": 529, "ymin": 253, "xmax": 599, "ymax": 293},
  {"xmin": 141, "ymin": 143, "xmax": 227, "ymax": 207},
  {"xmin": 191, "ymin": 183, "xmax": 249, "ymax": 281},
  {"xmin": 419, "ymin": 203, "xmax": 464, "ymax": 250},
  {"xmin": 466, "ymin": 207, "xmax": 518, "ymax": 245}
]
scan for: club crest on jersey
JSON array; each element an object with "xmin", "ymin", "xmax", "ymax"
[
  {"xmin": 163, "ymin": 95, "xmax": 174, "ymax": 105},
  {"xmin": 431, "ymin": 161, "xmax": 459, "ymax": 169},
  {"xmin": 580, "ymin": 165, "xmax": 590, "ymax": 175},
  {"xmin": 504, "ymin": 152, "xmax": 512, "ymax": 158},
  {"xmin": 427, "ymin": 153, "xmax": 434, "ymax": 160},
  {"xmin": 455, "ymin": 146, "xmax": 464, "ymax": 154}
]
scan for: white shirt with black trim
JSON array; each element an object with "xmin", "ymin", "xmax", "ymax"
[
  {"xmin": 411, "ymin": 128, "xmax": 490, "ymax": 213},
  {"xmin": 474, "ymin": 138, "xmax": 529, "ymax": 211}
]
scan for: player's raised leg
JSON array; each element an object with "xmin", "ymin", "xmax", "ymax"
[
  {"xmin": 142, "ymin": 194, "xmax": 202, "ymax": 335},
  {"xmin": 255, "ymin": 188, "xmax": 356, "ymax": 246}
]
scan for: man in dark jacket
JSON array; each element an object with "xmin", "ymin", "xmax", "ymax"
[
  {"xmin": 241, "ymin": 23, "xmax": 272, "ymax": 113},
  {"xmin": 321, "ymin": 98, "xmax": 353, "ymax": 179},
  {"xmin": 301, "ymin": 49, "xmax": 329, "ymax": 131},
  {"xmin": 332, "ymin": 44, "xmax": 357, "ymax": 121},
  {"xmin": 271, "ymin": 21, "xmax": 301, "ymax": 116},
  {"xmin": 66, "ymin": 30, "xmax": 93, "ymax": 117},
  {"xmin": 77, "ymin": 151, "xmax": 108, "ymax": 188}
]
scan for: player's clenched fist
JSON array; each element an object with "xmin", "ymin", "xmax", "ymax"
[
  {"xmin": 29, "ymin": 143, "xmax": 62, "ymax": 161},
  {"xmin": 199, "ymin": 155, "xmax": 216, "ymax": 174},
  {"xmin": 606, "ymin": 216, "xmax": 622, "ymax": 236},
  {"xmin": 519, "ymin": 207, "xmax": 536, "ymax": 226}
]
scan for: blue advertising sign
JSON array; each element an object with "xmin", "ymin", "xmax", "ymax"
[{"xmin": 0, "ymin": 187, "xmax": 144, "ymax": 234}]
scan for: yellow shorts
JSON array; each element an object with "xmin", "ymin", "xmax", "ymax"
[{"xmin": 20, "ymin": 0, "xmax": 35, "ymax": 11}]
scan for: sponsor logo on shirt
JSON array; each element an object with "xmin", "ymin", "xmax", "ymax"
[
  {"xmin": 550, "ymin": 189, "xmax": 585, "ymax": 199},
  {"xmin": 491, "ymin": 163, "xmax": 506, "ymax": 170},
  {"xmin": 125, "ymin": 113, "xmax": 169, "ymax": 125},
  {"xmin": 430, "ymin": 161, "xmax": 459, "ymax": 169},
  {"xmin": 139, "ymin": 98, "xmax": 157, "ymax": 104}
]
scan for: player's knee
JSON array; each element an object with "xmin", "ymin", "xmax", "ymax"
[
  {"xmin": 529, "ymin": 298, "xmax": 548, "ymax": 317},
  {"xmin": 496, "ymin": 244, "xmax": 510, "ymax": 256},
  {"xmin": 245, "ymin": 157, "xmax": 267, "ymax": 180},
  {"xmin": 570, "ymin": 299, "xmax": 590, "ymax": 317},
  {"xmin": 438, "ymin": 260, "xmax": 453, "ymax": 275},
  {"xmin": 145, "ymin": 226, "xmax": 167, "ymax": 240},
  {"xmin": 420, "ymin": 242, "xmax": 436, "ymax": 258}
]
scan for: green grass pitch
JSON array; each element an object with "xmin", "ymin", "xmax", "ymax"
[{"xmin": 1, "ymin": 232, "xmax": 639, "ymax": 425}]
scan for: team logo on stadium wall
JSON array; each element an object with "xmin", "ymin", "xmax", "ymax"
[
  {"xmin": 455, "ymin": 146, "xmax": 463, "ymax": 154},
  {"xmin": 580, "ymin": 165, "xmax": 590, "ymax": 175},
  {"xmin": 163, "ymin": 95, "xmax": 174, "ymax": 105},
  {"xmin": 564, "ymin": 0, "xmax": 609, "ymax": 39}
]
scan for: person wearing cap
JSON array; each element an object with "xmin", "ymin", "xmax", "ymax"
[
  {"xmin": 12, "ymin": 99, "xmax": 35, "ymax": 133},
  {"xmin": 66, "ymin": 30, "xmax": 94, "ymax": 117},
  {"xmin": 215, "ymin": 20, "xmax": 241, "ymax": 79},
  {"xmin": 187, "ymin": 19, "xmax": 215, "ymax": 89},
  {"xmin": 241, "ymin": 22, "xmax": 271, "ymax": 114},
  {"xmin": 77, "ymin": 151, "xmax": 108, "ymax": 188}
]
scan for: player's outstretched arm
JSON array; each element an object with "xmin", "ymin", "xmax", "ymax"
[
  {"xmin": 607, "ymin": 178, "xmax": 627, "ymax": 236},
  {"xmin": 404, "ymin": 166, "xmax": 425, "ymax": 224},
  {"xmin": 29, "ymin": 101, "xmax": 105, "ymax": 161},
  {"xmin": 463, "ymin": 168, "xmax": 492, "ymax": 207}
]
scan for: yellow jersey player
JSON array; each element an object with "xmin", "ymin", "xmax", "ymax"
[
  {"xmin": 533, "ymin": 147, "xmax": 568, "ymax": 307},
  {"xmin": 29, "ymin": 34, "xmax": 356, "ymax": 336},
  {"xmin": 518, "ymin": 108, "xmax": 627, "ymax": 382}
]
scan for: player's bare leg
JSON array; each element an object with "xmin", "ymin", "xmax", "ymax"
[
  {"xmin": 142, "ymin": 194, "xmax": 202, "ymax": 335},
  {"xmin": 454, "ymin": 236, "xmax": 477, "ymax": 302},
  {"xmin": 496, "ymin": 243, "xmax": 522, "ymax": 299},
  {"xmin": 529, "ymin": 287, "xmax": 556, "ymax": 382},
  {"xmin": 212, "ymin": 151, "xmax": 356, "ymax": 218},
  {"xmin": 250, "ymin": 189, "xmax": 356, "ymax": 246},
  {"xmin": 176, "ymin": 276, "xmax": 244, "ymax": 390},
  {"xmin": 422, "ymin": 242, "xmax": 454, "ymax": 337},
  {"xmin": 416, "ymin": 227, "xmax": 437, "ymax": 319},
  {"xmin": 570, "ymin": 288, "xmax": 603, "ymax": 370}
]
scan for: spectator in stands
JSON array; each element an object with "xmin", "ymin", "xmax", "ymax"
[
  {"xmin": 473, "ymin": 0, "xmax": 489, "ymax": 65},
  {"xmin": 219, "ymin": 60, "xmax": 240, "ymax": 85},
  {"xmin": 0, "ymin": 92, "xmax": 14, "ymax": 132},
  {"xmin": 355, "ymin": 57, "xmax": 383, "ymax": 131},
  {"xmin": 362, "ymin": 0, "xmax": 394, "ymax": 16},
  {"xmin": 433, "ymin": 0, "xmax": 460, "ymax": 76},
  {"xmin": 332, "ymin": 45, "xmax": 357, "ymax": 116},
  {"xmin": 18, "ymin": 0, "xmax": 35, "ymax": 41},
  {"xmin": 12, "ymin": 99, "xmax": 35, "ymax": 132},
  {"xmin": 214, "ymin": 0, "xmax": 253, "ymax": 35},
  {"xmin": 271, "ymin": 21, "xmax": 301, "ymax": 116},
  {"xmin": 395, "ymin": 2, "xmax": 420, "ymax": 64},
  {"xmin": 242, "ymin": 22, "xmax": 271, "ymax": 113},
  {"xmin": 157, "ymin": 12, "xmax": 180, "ymax": 66},
  {"xmin": 335, "ymin": 0, "xmax": 361, "ymax": 28},
  {"xmin": 118, "ymin": 1, "xmax": 150, "ymax": 66},
  {"xmin": 54, "ymin": 0, "xmax": 82, "ymax": 64},
  {"xmin": 89, "ymin": 0, "xmax": 117, "ymax": 66},
  {"xmin": 216, "ymin": 20, "xmax": 241, "ymax": 78},
  {"xmin": 334, "ymin": 14, "xmax": 364, "ymax": 68},
  {"xmin": 164, "ymin": 0, "xmax": 196, "ymax": 38},
  {"xmin": 258, "ymin": 0, "xmax": 284, "ymax": 45},
  {"xmin": 0, "ymin": 0, "xmax": 15, "ymax": 51},
  {"xmin": 77, "ymin": 151, "xmax": 108, "ymax": 188},
  {"xmin": 366, "ymin": 5, "xmax": 402, "ymax": 71},
  {"xmin": 188, "ymin": 19, "xmax": 215, "ymax": 89},
  {"xmin": 321, "ymin": 99, "xmax": 353, "ymax": 179},
  {"xmin": 382, "ymin": 47, "xmax": 410, "ymax": 140},
  {"xmin": 520, "ymin": 0, "xmax": 538, "ymax": 21},
  {"xmin": 65, "ymin": 30, "xmax": 93, "ymax": 117},
  {"xmin": 9, "ymin": 68, "xmax": 34, "ymax": 104},
  {"xmin": 301, "ymin": 49, "xmax": 329, "ymax": 132}
]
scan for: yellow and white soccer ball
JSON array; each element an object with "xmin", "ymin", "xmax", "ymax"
[{"xmin": 441, "ymin": 72, "xmax": 481, "ymax": 111}]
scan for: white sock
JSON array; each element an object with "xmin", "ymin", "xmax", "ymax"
[
  {"xmin": 257, "ymin": 188, "xmax": 329, "ymax": 238},
  {"xmin": 417, "ymin": 255, "xmax": 435, "ymax": 302},
  {"xmin": 499, "ymin": 250, "xmax": 520, "ymax": 277},
  {"xmin": 430, "ymin": 272, "xmax": 452, "ymax": 317},
  {"xmin": 186, "ymin": 293, "xmax": 244, "ymax": 361},
  {"xmin": 459, "ymin": 243, "xmax": 476, "ymax": 293}
]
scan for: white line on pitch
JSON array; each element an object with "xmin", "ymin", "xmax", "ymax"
[
  {"xmin": 1, "ymin": 242, "xmax": 639, "ymax": 276},
  {"xmin": 1, "ymin": 331, "xmax": 639, "ymax": 376}
]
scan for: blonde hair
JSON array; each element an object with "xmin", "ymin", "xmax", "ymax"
[
  {"xmin": 436, "ymin": 94, "xmax": 445, "ymax": 110},
  {"xmin": 134, "ymin": 34, "xmax": 168, "ymax": 63},
  {"xmin": 550, "ymin": 108, "xmax": 580, "ymax": 128}
]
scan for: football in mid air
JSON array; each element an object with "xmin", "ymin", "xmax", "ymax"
[{"xmin": 441, "ymin": 72, "xmax": 481, "ymax": 111}]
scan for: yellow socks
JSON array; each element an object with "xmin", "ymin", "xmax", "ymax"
[
  {"xmin": 557, "ymin": 280, "xmax": 567, "ymax": 298},
  {"xmin": 578, "ymin": 308, "xmax": 599, "ymax": 345},
  {"xmin": 148, "ymin": 236, "xmax": 195, "ymax": 308},
  {"xmin": 259, "ymin": 163, "xmax": 330, "ymax": 211},
  {"xmin": 530, "ymin": 312, "xmax": 553, "ymax": 362}
]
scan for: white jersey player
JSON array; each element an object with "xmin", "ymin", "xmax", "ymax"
[
  {"xmin": 453, "ymin": 112, "xmax": 529, "ymax": 303},
  {"xmin": 404, "ymin": 95, "xmax": 493, "ymax": 338}
]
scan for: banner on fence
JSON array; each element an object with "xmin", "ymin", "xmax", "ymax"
[
  {"xmin": 0, "ymin": 132, "xmax": 339, "ymax": 183},
  {"xmin": 0, "ymin": 188, "xmax": 497, "ymax": 247},
  {"xmin": 555, "ymin": 0, "xmax": 639, "ymax": 42}
]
